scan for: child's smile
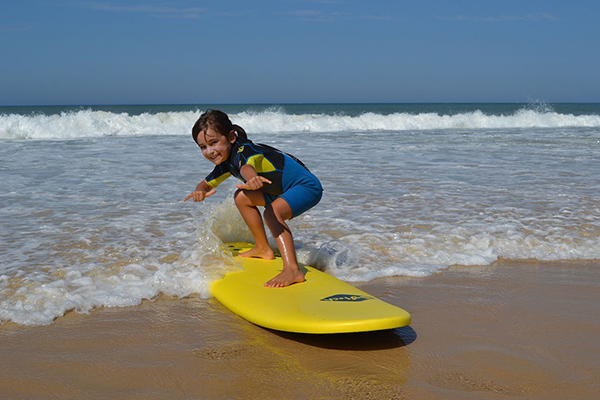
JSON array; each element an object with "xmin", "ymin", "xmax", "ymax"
[{"xmin": 197, "ymin": 128, "xmax": 236, "ymax": 165}]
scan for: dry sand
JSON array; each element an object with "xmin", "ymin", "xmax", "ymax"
[{"xmin": 1, "ymin": 259, "xmax": 599, "ymax": 399}]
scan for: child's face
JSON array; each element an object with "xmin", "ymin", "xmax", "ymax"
[{"xmin": 197, "ymin": 128, "xmax": 236, "ymax": 165}]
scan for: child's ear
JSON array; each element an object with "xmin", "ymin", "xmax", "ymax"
[{"xmin": 228, "ymin": 130, "xmax": 237, "ymax": 143}]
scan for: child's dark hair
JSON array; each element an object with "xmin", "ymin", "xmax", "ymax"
[{"xmin": 192, "ymin": 109, "xmax": 248, "ymax": 144}]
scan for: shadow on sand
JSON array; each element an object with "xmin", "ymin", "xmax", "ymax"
[{"xmin": 269, "ymin": 326, "xmax": 417, "ymax": 350}]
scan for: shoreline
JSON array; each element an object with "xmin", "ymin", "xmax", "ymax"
[{"xmin": 1, "ymin": 259, "xmax": 599, "ymax": 399}]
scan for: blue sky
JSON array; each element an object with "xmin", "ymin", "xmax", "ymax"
[{"xmin": 1, "ymin": 0, "xmax": 599, "ymax": 105}]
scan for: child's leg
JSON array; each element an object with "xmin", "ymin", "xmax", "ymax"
[
  {"xmin": 263, "ymin": 198, "xmax": 305, "ymax": 288},
  {"xmin": 234, "ymin": 189, "xmax": 274, "ymax": 260}
]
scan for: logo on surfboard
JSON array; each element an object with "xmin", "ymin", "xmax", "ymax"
[{"xmin": 320, "ymin": 294, "xmax": 374, "ymax": 302}]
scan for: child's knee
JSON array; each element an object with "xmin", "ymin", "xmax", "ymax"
[
  {"xmin": 234, "ymin": 189, "xmax": 265, "ymax": 208},
  {"xmin": 234, "ymin": 189, "xmax": 248, "ymax": 208},
  {"xmin": 265, "ymin": 198, "xmax": 293, "ymax": 221}
]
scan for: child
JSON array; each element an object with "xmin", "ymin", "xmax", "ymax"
[{"xmin": 184, "ymin": 109, "xmax": 323, "ymax": 288}]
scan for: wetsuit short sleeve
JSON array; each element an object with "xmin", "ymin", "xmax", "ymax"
[{"xmin": 205, "ymin": 163, "xmax": 232, "ymax": 188}]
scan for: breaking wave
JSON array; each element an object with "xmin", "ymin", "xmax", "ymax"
[{"xmin": 2, "ymin": 106, "xmax": 600, "ymax": 140}]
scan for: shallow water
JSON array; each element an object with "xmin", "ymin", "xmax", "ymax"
[{"xmin": 1, "ymin": 103, "xmax": 599, "ymax": 325}]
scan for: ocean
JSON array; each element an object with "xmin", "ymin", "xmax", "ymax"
[{"xmin": 1, "ymin": 103, "xmax": 599, "ymax": 326}]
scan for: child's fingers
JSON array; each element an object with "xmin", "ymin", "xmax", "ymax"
[
  {"xmin": 235, "ymin": 176, "xmax": 272, "ymax": 191},
  {"xmin": 184, "ymin": 189, "xmax": 216, "ymax": 202}
]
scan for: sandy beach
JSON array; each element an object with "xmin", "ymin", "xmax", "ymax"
[{"xmin": 1, "ymin": 259, "xmax": 599, "ymax": 400}]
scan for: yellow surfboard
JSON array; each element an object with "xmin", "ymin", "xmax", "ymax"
[{"xmin": 210, "ymin": 242, "xmax": 411, "ymax": 334}]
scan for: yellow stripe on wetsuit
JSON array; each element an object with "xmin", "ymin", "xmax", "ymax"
[
  {"xmin": 246, "ymin": 154, "xmax": 276, "ymax": 173},
  {"xmin": 207, "ymin": 172, "xmax": 231, "ymax": 188}
]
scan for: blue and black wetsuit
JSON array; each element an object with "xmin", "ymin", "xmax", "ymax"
[{"xmin": 205, "ymin": 139, "xmax": 323, "ymax": 217}]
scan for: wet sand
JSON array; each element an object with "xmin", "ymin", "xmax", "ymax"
[{"xmin": 1, "ymin": 259, "xmax": 599, "ymax": 399}]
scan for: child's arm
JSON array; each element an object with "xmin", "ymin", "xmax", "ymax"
[
  {"xmin": 184, "ymin": 180, "xmax": 217, "ymax": 202},
  {"xmin": 236, "ymin": 164, "xmax": 272, "ymax": 190}
]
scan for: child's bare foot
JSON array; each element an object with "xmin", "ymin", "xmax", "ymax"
[
  {"xmin": 239, "ymin": 246, "xmax": 275, "ymax": 260},
  {"xmin": 264, "ymin": 268, "xmax": 305, "ymax": 288}
]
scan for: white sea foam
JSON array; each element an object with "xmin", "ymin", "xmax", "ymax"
[
  {"xmin": 2, "ymin": 107, "xmax": 600, "ymax": 140},
  {"xmin": 0, "ymin": 203, "xmax": 240, "ymax": 326},
  {"xmin": 0, "ymin": 110, "xmax": 198, "ymax": 140}
]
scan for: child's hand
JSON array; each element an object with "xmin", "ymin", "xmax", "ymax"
[
  {"xmin": 184, "ymin": 189, "xmax": 216, "ymax": 202},
  {"xmin": 236, "ymin": 176, "xmax": 272, "ymax": 191}
]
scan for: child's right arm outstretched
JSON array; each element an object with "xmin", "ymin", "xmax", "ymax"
[{"xmin": 184, "ymin": 180, "xmax": 216, "ymax": 202}]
